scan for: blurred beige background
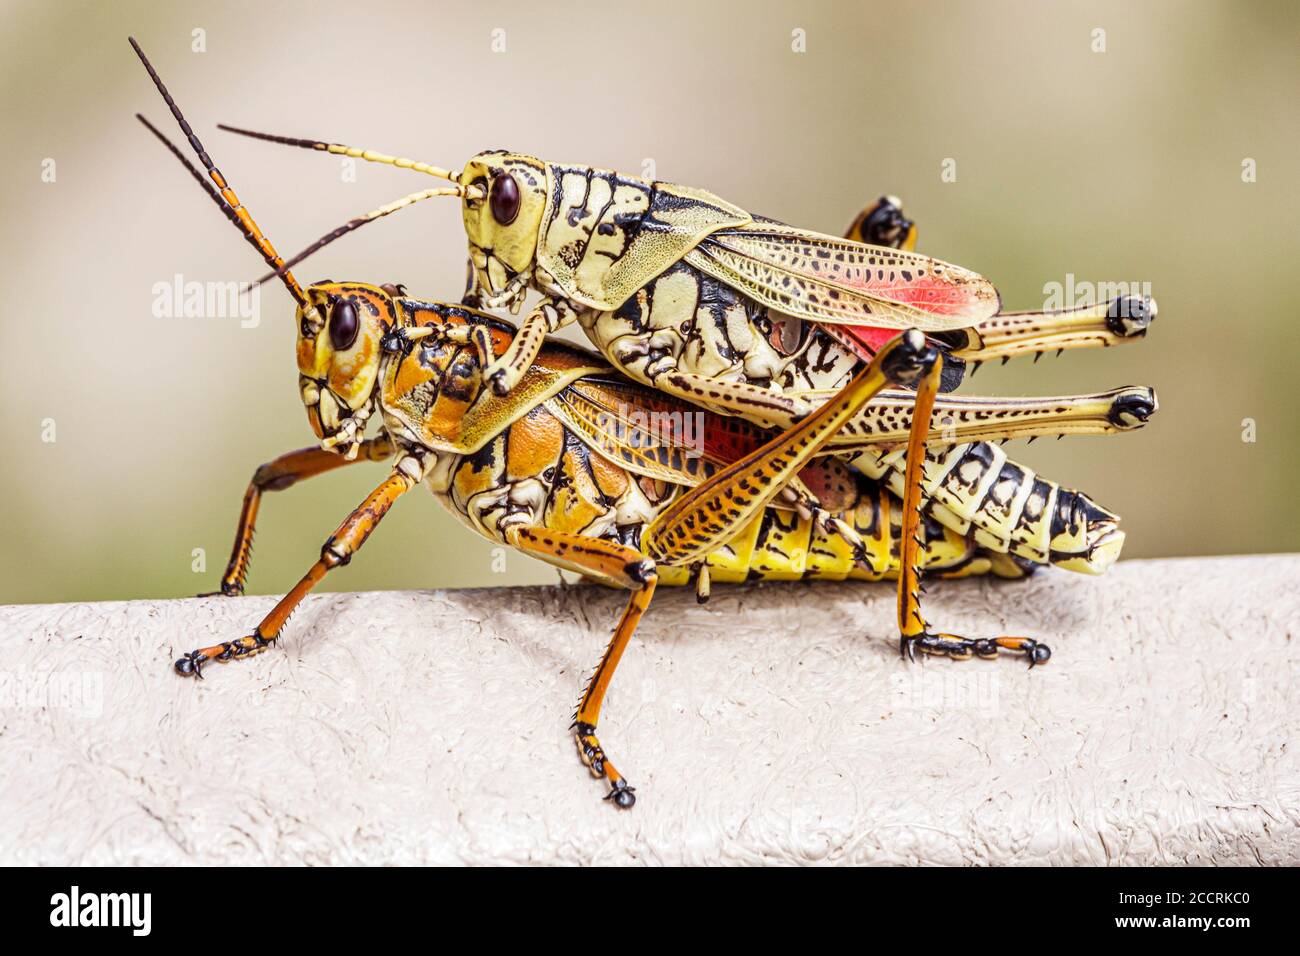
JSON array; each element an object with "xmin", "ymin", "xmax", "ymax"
[{"xmin": 2, "ymin": 0, "xmax": 1297, "ymax": 604}]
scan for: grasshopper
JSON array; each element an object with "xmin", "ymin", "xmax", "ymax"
[
  {"xmin": 221, "ymin": 124, "xmax": 1156, "ymax": 425},
  {"xmin": 130, "ymin": 40, "xmax": 1138, "ymax": 806}
]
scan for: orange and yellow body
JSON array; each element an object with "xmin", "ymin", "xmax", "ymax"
[{"xmin": 331, "ymin": 285, "xmax": 1117, "ymax": 585}]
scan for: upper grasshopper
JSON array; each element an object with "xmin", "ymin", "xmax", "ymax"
[
  {"xmin": 223, "ymin": 126, "xmax": 1157, "ymax": 435},
  {"xmin": 218, "ymin": 123, "xmax": 1158, "ymax": 575}
]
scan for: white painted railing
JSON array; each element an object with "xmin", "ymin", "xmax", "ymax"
[{"xmin": 2, "ymin": 555, "xmax": 1296, "ymax": 865}]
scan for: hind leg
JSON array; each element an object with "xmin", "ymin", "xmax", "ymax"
[
  {"xmin": 844, "ymin": 195, "xmax": 917, "ymax": 250},
  {"xmin": 895, "ymin": 360, "xmax": 1051, "ymax": 667}
]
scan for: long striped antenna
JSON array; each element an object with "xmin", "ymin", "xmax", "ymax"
[
  {"xmin": 128, "ymin": 37, "xmax": 310, "ymax": 310},
  {"xmin": 218, "ymin": 123, "xmax": 460, "ymax": 182},
  {"xmin": 249, "ymin": 186, "xmax": 467, "ymax": 288},
  {"xmin": 216, "ymin": 123, "xmax": 484, "ymax": 286}
]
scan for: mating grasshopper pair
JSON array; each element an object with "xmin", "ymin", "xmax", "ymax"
[{"xmin": 131, "ymin": 38, "xmax": 1156, "ymax": 807}]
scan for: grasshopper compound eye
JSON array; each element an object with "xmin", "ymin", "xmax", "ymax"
[
  {"xmin": 329, "ymin": 299, "xmax": 359, "ymax": 351},
  {"xmin": 490, "ymin": 172, "xmax": 520, "ymax": 225}
]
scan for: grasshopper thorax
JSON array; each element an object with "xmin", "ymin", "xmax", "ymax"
[
  {"xmin": 458, "ymin": 152, "xmax": 548, "ymax": 311},
  {"xmin": 296, "ymin": 282, "xmax": 394, "ymax": 448}
]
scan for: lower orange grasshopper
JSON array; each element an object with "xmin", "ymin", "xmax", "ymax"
[{"xmin": 131, "ymin": 40, "xmax": 1139, "ymax": 806}]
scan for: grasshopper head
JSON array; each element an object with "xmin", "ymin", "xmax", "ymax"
[
  {"xmin": 296, "ymin": 282, "xmax": 393, "ymax": 446},
  {"xmin": 458, "ymin": 151, "xmax": 548, "ymax": 311},
  {"xmin": 128, "ymin": 42, "xmax": 389, "ymax": 458}
]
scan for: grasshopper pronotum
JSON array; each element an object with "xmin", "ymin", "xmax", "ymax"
[{"xmin": 131, "ymin": 40, "xmax": 1150, "ymax": 806}]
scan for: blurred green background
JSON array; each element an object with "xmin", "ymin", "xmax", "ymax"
[{"xmin": 2, "ymin": 0, "xmax": 1297, "ymax": 605}]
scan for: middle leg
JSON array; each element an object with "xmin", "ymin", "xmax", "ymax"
[
  {"xmin": 503, "ymin": 525, "xmax": 658, "ymax": 808},
  {"xmin": 207, "ymin": 436, "xmax": 394, "ymax": 596}
]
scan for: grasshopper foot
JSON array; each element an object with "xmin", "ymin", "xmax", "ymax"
[
  {"xmin": 573, "ymin": 721, "xmax": 636, "ymax": 809},
  {"xmin": 173, "ymin": 631, "xmax": 277, "ymax": 679},
  {"xmin": 901, "ymin": 633, "xmax": 1051, "ymax": 667},
  {"xmin": 196, "ymin": 581, "xmax": 244, "ymax": 598}
]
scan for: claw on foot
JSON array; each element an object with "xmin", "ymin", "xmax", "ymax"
[
  {"xmin": 605, "ymin": 779, "xmax": 636, "ymax": 809},
  {"xmin": 174, "ymin": 650, "xmax": 206, "ymax": 679}
]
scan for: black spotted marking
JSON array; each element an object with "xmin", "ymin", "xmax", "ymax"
[{"xmin": 1013, "ymin": 477, "xmax": 1054, "ymax": 536}]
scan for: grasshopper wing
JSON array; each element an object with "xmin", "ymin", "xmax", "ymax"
[
  {"xmin": 549, "ymin": 375, "xmax": 864, "ymax": 514},
  {"xmin": 547, "ymin": 376, "xmax": 740, "ymax": 486},
  {"xmin": 683, "ymin": 220, "xmax": 1000, "ymax": 332},
  {"xmin": 536, "ymin": 166, "xmax": 751, "ymax": 312}
]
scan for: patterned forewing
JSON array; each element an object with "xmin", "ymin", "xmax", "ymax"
[{"xmin": 685, "ymin": 222, "xmax": 999, "ymax": 331}]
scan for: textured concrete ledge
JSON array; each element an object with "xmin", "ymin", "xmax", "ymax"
[{"xmin": 2, "ymin": 555, "xmax": 1297, "ymax": 866}]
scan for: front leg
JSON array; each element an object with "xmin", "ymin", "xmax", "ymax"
[
  {"xmin": 176, "ymin": 461, "xmax": 417, "ymax": 677},
  {"xmin": 482, "ymin": 296, "xmax": 579, "ymax": 395},
  {"xmin": 208, "ymin": 437, "xmax": 394, "ymax": 596},
  {"xmin": 460, "ymin": 257, "xmax": 482, "ymax": 308}
]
